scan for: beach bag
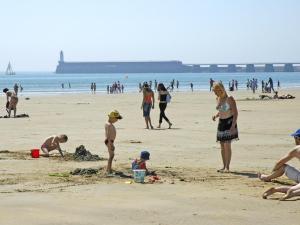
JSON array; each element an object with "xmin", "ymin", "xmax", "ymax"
[{"xmin": 166, "ymin": 94, "xmax": 172, "ymax": 103}]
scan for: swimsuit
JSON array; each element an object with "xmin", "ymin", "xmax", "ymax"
[{"xmin": 217, "ymin": 101, "xmax": 231, "ymax": 112}]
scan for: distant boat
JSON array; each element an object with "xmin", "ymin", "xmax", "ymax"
[{"xmin": 6, "ymin": 62, "xmax": 16, "ymax": 75}]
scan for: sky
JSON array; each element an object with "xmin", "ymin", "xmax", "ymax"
[{"xmin": 1, "ymin": 0, "xmax": 300, "ymax": 71}]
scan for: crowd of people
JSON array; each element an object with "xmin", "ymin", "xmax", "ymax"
[
  {"xmin": 2, "ymin": 76, "xmax": 299, "ymax": 201},
  {"xmin": 107, "ymin": 81, "xmax": 125, "ymax": 94}
]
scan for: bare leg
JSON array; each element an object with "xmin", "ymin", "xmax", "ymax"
[
  {"xmin": 280, "ymin": 183, "xmax": 300, "ymax": 200},
  {"xmin": 218, "ymin": 142, "xmax": 226, "ymax": 172},
  {"xmin": 14, "ymin": 108, "xmax": 17, "ymax": 117},
  {"xmin": 107, "ymin": 149, "xmax": 115, "ymax": 174},
  {"xmin": 262, "ymin": 186, "xmax": 290, "ymax": 199},
  {"xmin": 41, "ymin": 147, "xmax": 50, "ymax": 157},
  {"xmin": 258, "ymin": 166, "xmax": 285, "ymax": 182},
  {"xmin": 144, "ymin": 118, "xmax": 149, "ymax": 129},
  {"xmin": 148, "ymin": 117, "xmax": 154, "ymax": 129},
  {"xmin": 8, "ymin": 107, "xmax": 11, "ymax": 118},
  {"xmin": 224, "ymin": 142, "xmax": 232, "ymax": 172}
]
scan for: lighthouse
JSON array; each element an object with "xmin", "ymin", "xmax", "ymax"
[{"xmin": 59, "ymin": 50, "xmax": 64, "ymax": 63}]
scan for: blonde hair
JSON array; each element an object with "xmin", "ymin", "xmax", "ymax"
[{"xmin": 212, "ymin": 82, "xmax": 228, "ymax": 99}]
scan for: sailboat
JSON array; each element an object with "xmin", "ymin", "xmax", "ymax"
[{"xmin": 6, "ymin": 62, "xmax": 16, "ymax": 75}]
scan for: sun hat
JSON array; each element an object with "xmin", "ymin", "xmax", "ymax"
[
  {"xmin": 108, "ymin": 110, "xmax": 122, "ymax": 119},
  {"xmin": 140, "ymin": 151, "xmax": 150, "ymax": 160},
  {"xmin": 291, "ymin": 129, "xmax": 300, "ymax": 137}
]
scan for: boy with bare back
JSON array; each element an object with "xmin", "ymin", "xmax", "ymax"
[
  {"xmin": 41, "ymin": 135, "xmax": 68, "ymax": 158},
  {"xmin": 105, "ymin": 110, "xmax": 122, "ymax": 174}
]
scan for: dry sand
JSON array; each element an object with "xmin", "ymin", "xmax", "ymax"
[{"xmin": 0, "ymin": 89, "xmax": 300, "ymax": 225}]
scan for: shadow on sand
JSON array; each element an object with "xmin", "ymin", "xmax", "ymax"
[{"xmin": 231, "ymin": 171, "xmax": 258, "ymax": 178}]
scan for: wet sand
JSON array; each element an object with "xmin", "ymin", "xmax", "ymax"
[{"xmin": 0, "ymin": 89, "xmax": 300, "ymax": 225}]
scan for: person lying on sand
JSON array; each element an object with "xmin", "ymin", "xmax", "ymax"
[
  {"xmin": 259, "ymin": 92, "xmax": 296, "ymax": 100},
  {"xmin": 276, "ymin": 93, "xmax": 295, "ymax": 99},
  {"xmin": 258, "ymin": 129, "xmax": 300, "ymax": 200},
  {"xmin": 41, "ymin": 135, "xmax": 68, "ymax": 158}
]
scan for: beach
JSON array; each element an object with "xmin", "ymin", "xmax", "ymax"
[{"xmin": 1, "ymin": 89, "xmax": 300, "ymax": 225}]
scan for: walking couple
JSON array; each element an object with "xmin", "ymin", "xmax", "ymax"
[{"xmin": 141, "ymin": 83, "xmax": 172, "ymax": 129}]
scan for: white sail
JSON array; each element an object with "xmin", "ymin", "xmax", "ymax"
[{"xmin": 6, "ymin": 62, "xmax": 15, "ymax": 75}]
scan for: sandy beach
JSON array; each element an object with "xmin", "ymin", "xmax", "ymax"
[{"xmin": 1, "ymin": 89, "xmax": 300, "ymax": 225}]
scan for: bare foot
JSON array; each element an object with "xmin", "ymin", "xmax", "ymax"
[
  {"xmin": 224, "ymin": 169, "xmax": 231, "ymax": 173},
  {"xmin": 217, "ymin": 168, "xmax": 225, "ymax": 173},
  {"xmin": 150, "ymin": 125, "xmax": 154, "ymax": 129},
  {"xmin": 168, "ymin": 123, "xmax": 172, "ymax": 129},
  {"xmin": 280, "ymin": 189, "xmax": 293, "ymax": 201},
  {"xmin": 262, "ymin": 187, "xmax": 275, "ymax": 199},
  {"xmin": 258, "ymin": 173, "xmax": 271, "ymax": 182}
]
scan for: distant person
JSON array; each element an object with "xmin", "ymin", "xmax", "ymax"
[
  {"xmin": 176, "ymin": 80, "xmax": 179, "ymax": 89},
  {"xmin": 209, "ymin": 78, "xmax": 214, "ymax": 91},
  {"xmin": 258, "ymin": 129, "xmax": 300, "ymax": 200},
  {"xmin": 14, "ymin": 83, "xmax": 19, "ymax": 96},
  {"xmin": 41, "ymin": 134, "xmax": 68, "ymax": 158},
  {"xmin": 277, "ymin": 80, "xmax": 280, "ymax": 89},
  {"xmin": 105, "ymin": 110, "xmax": 122, "ymax": 175},
  {"xmin": 246, "ymin": 79, "xmax": 250, "ymax": 90},
  {"xmin": 190, "ymin": 83, "xmax": 194, "ymax": 92},
  {"xmin": 157, "ymin": 83, "xmax": 172, "ymax": 129},
  {"xmin": 93, "ymin": 83, "xmax": 97, "ymax": 94},
  {"xmin": 235, "ymin": 80, "xmax": 238, "ymax": 90},
  {"xmin": 20, "ymin": 85, "xmax": 23, "ymax": 92},
  {"xmin": 267, "ymin": 77, "xmax": 275, "ymax": 93},
  {"xmin": 261, "ymin": 80, "xmax": 265, "ymax": 93},
  {"xmin": 154, "ymin": 80, "xmax": 158, "ymax": 92},
  {"xmin": 91, "ymin": 83, "xmax": 94, "ymax": 93},
  {"xmin": 252, "ymin": 79, "xmax": 256, "ymax": 94},
  {"xmin": 61, "ymin": 83, "xmax": 64, "ymax": 89},
  {"xmin": 107, "ymin": 85, "xmax": 110, "ymax": 94},
  {"xmin": 212, "ymin": 82, "xmax": 238, "ymax": 173},
  {"xmin": 68, "ymin": 82, "xmax": 71, "ymax": 88},
  {"xmin": 3, "ymin": 88, "xmax": 18, "ymax": 118},
  {"xmin": 121, "ymin": 84, "xmax": 124, "ymax": 93},
  {"xmin": 141, "ymin": 83, "xmax": 155, "ymax": 129},
  {"xmin": 139, "ymin": 83, "xmax": 142, "ymax": 92}
]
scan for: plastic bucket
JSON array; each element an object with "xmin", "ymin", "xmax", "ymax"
[
  {"xmin": 133, "ymin": 169, "xmax": 146, "ymax": 183},
  {"xmin": 31, "ymin": 149, "xmax": 40, "ymax": 158}
]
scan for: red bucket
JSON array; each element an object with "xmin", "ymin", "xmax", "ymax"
[{"xmin": 31, "ymin": 149, "xmax": 40, "ymax": 158}]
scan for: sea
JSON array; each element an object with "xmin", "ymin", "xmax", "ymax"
[{"xmin": 0, "ymin": 72, "xmax": 300, "ymax": 95}]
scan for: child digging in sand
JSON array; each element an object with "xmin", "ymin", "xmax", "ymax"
[
  {"xmin": 105, "ymin": 110, "xmax": 122, "ymax": 175},
  {"xmin": 258, "ymin": 129, "xmax": 300, "ymax": 200},
  {"xmin": 41, "ymin": 135, "xmax": 68, "ymax": 158},
  {"xmin": 132, "ymin": 151, "xmax": 150, "ymax": 174}
]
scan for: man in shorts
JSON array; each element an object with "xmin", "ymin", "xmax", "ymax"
[{"xmin": 258, "ymin": 129, "xmax": 300, "ymax": 200}]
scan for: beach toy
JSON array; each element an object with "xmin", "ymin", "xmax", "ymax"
[
  {"xmin": 31, "ymin": 149, "xmax": 40, "ymax": 158},
  {"xmin": 133, "ymin": 169, "xmax": 146, "ymax": 183}
]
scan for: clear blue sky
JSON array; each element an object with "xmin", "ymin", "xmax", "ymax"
[{"xmin": 1, "ymin": 0, "xmax": 300, "ymax": 71}]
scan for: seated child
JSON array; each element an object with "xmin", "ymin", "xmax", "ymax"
[
  {"xmin": 132, "ymin": 151, "xmax": 150, "ymax": 173},
  {"xmin": 41, "ymin": 134, "xmax": 68, "ymax": 158}
]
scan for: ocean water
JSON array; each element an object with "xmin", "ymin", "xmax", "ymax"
[{"xmin": 0, "ymin": 72, "xmax": 300, "ymax": 95}]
